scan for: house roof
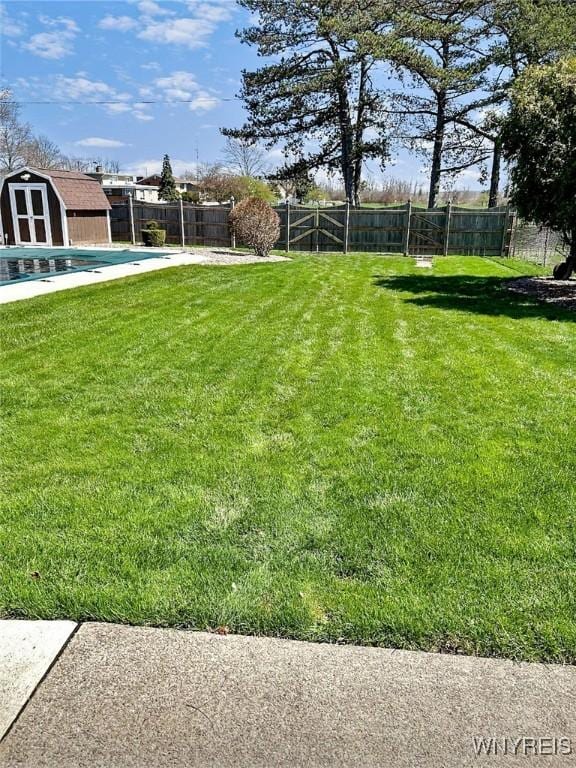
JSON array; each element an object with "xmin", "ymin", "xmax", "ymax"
[
  {"xmin": 17, "ymin": 168, "xmax": 112, "ymax": 211},
  {"xmin": 139, "ymin": 174, "xmax": 201, "ymax": 188}
]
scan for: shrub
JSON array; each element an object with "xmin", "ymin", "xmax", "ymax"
[
  {"xmin": 198, "ymin": 164, "xmax": 276, "ymax": 203},
  {"xmin": 142, "ymin": 220, "xmax": 166, "ymax": 247},
  {"xmin": 239, "ymin": 176, "xmax": 276, "ymax": 204},
  {"xmin": 229, "ymin": 197, "xmax": 280, "ymax": 257},
  {"xmin": 303, "ymin": 185, "xmax": 324, "ymax": 203},
  {"xmin": 502, "ymin": 56, "xmax": 576, "ymax": 274}
]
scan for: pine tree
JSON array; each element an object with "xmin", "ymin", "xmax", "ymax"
[
  {"xmin": 353, "ymin": 0, "xmax": 575, "ymax": 208},
  {"xmin": 222, "ymin": 0, "xmax": 391, "ymax": 206},
  {"xmin": 158, "ymin": 154, "xmax": 179, "ymax": 202},
  {"xmin": 360, "ymin": 0, "xmax": 499, "ymax": 208}
]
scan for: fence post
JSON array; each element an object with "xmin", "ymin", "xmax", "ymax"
[
  {"xmin": 508, "ymin": 211, "xmax": 519, "ymax": 259},
  {"xmin": 443, "ymin": 199, "xmax": 452, "ymax": 257},
  {"xmin": 402, "ymin": 200, "xmax": 412, "ymax": 256},
  {"xmin": 285, "ymin": 199, "xmax": 291, "ymax": 252},
  {"xmin": 500, "ymin": 203, "xmax": 512, "ymax": 257},
  {"xmin": 344, "ymin": 199, "xmax": 350, "ymax": 254},
  {"xmin": 179, "ymin": 198, "xmax": 185, "ymax": 249},
  {"xmin": 128, "ymin": 193, "xmax": 136, "ymax": 245},
  {"xmin": 230, "ymin": 196, "xmax": 236, "ymax": 249},
  {"xmin": 314, "ymin": 201, "xmax": 320, "ymax": 252}
]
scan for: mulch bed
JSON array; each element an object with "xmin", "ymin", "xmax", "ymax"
[{"xmin": 507, "ymin": 276, "xmax": 576, "ymax": 311}]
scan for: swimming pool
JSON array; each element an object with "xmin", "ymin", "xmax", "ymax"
[{"xmin": 0, "ymin": 247, "xmax": 160, "ymax": 286}]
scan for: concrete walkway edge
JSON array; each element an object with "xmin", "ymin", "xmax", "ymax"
[
  {"xmin": 0, "ymin": 621, "xmax": 78, "ymax": 742},
  {"xmin": 1, "ymin": 621, "xmax": 576, "ymax": 767}
]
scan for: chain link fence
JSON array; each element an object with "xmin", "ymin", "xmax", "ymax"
[{"xmin": 510, "ymin": 220, "xmax": 569, "ymax": 267}]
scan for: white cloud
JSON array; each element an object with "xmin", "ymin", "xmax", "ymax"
[
  {"xmin": 24, "ymin": 16, "xmax": 78, "ymax": 59},
  {"xmin": 153, "ymin": 71, "xmax": 200, "ymax": 99},
  {"xmin": 97, "ymin": 0, "xmax": 234, "ymax": 49},
  {"xmin": 266, "ymin": 148, "xmax": 287, "ymax": 161},
  {"xmin": 76, "ymin": 137, "xmax": 128, "ymax": 148},
  {"xmin": 455, "ymin": 168, "xmax": 482, "ymax": 181},
  {"xmin": 138, "ymin": 0, "xmax": 172, "ymax": 16},
  {"xmin": 1, "ymin": 5, "xmax": 25, "ymax": 37},
  {"xmin": 138, "ymin": 17, "xmax": 213, "ymax": 48},
  {"xmin": 24, "ymin": 32, "xmax": 73, "ymax": 59},
  {"xmin": 188, "ymin": 2, "xmax": 233, "ymax": 22},
  {"xmin": 106, "ymin": 102, "xmax": 133, "ymax": 115},
  {"xmin": 16, "ymin": 73, "xmax": 153, "ymax": 122},
  {"xmin": 149, "ymin": 71, "xmax": 219, "ymax": 111},
  {"xmin": 189, "ymin": 92, "xmax": 219, "ymax": 112},
  {"xmin": 99, "ymin": 15, "xmax": 138, "ymax": 31},
  {"xmin": 54, "ymin": 76, "xmax": 118, "ymax": 101}
]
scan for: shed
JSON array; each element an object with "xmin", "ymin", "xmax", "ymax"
[{"xmin": 0, "ymin": 167, "xmax": 112, "ymax": 247}]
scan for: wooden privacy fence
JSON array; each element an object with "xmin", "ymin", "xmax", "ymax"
[{"xmin": 110, "ymin": 200, "xmax": 515, "ymax": 257}]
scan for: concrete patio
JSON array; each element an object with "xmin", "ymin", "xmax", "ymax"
[{"xmin": 1, "ymin": 621, "xmax": 575, "ymax": 767}]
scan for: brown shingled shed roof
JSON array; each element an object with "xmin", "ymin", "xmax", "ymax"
[{"xmin": 29, "ymin": 168, "xmax": 112, "ymax": 211}]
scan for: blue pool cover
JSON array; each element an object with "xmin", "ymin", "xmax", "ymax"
[{"xmin": 0, "ymin": 248, "xmax": 159, "ymax": 286}]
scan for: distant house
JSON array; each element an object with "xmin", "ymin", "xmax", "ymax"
[
  {"xmin": 0, "ymin": 167, "xmax": 111, "ymax": 246},
  {"xmin": 139, "ymin": 174, "xmax": 204, "ymax": 199},
  {"xmin": 86, "ymin": 168, "xmax": 205, "ymax": 204},
  {"xmin": 87, "ymin": 170, "xmax": 160, "ymax": 204}
]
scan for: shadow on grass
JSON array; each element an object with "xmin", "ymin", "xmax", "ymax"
[{"xmin": 373, "ymin": 274, "xmax": 576, "ymax": 322}]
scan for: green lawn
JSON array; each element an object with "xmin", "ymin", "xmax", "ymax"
[{"xmin": 2, "ymin": 253, "xmax": 576, "ymax": 662}]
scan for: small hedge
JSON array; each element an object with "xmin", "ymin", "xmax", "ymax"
[{"xmin": 142, "ymin": 220, "xmax": 166, "ymax": 247}]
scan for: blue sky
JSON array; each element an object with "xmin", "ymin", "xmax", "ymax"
[{"xmin": 1, "ymin": 0, "xmax": 485, "ymax": 188}]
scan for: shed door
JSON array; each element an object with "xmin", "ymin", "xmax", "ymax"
[{"xmin": 9, "ymin": 184, "xmax": 52, "ymax": 246}]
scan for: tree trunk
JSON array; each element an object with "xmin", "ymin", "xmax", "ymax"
[
  {"xmin": 427, "ymin": 91, "xmax": 446, "ymax": 208},
  {"xmin": 352, "ymin": 59, "xmax": 369, "ymax": 207},
  {"xmin": 330, "ymin": 49, "xmax": 355, "ymax": 204},
  {"xmin": 339, "ymin": 118, "xmax": 355, "ymax": 204},
  {"xmin": 333, "ymin": 75, "xmax": 353, "ymax": 201},
  {"xmin": 488, "ymin": 135, "xmax": 502, "ymax": 208}
]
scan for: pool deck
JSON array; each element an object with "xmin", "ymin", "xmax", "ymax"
[{"xmin": 0, "ymin": 249, "xmax": 205, "ymax": 304}]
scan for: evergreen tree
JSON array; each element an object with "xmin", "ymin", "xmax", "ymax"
[
  {"xmin": 459, "ymin": 0, "xmax": 576, "ymax": 206},
  {"xmin": 158, "ymin": 154, "xmax": 179, "ymax": 202},
  {"xmin": 356, "ymin": 0, "xmax": 575, "ymax": 208},
  {"xmin": 222, "ymin": 0, "xmax": 391, "ymax": 206},
  {"xmin": 358, "ymin": 0, "xmax": 499, "ymax": 208}
]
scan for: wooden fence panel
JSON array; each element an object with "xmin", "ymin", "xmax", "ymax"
[
  {"xmin": 182, "ymin": 205, "xmax": 230, "ymax": 246},
  {"xmin": 349, "ymin": 207, "xmax": 406, "ymax": 253},
  {"xmin": 409, "ymin": 209, "xmax": 447, "ymax": 255},
  {"xmin": 132, "ymin": 203, "xmax": 180, "ymax": 244},
  {"xmin": 110, "ymin": 204, "xmax": 130, "ymax": 242},
  {"xmin": 110, "ymin": 201, "xmax": 514, "ymax": 256},
  {"xmin": 447, "ymin": 207, "xmax": 509, "ymax": 256}
]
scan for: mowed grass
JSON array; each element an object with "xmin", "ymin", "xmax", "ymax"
[{"xmin": 2, "ymin": 252, "xmax": 576, "ymax": 662}]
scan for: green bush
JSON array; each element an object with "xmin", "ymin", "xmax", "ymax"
[{"xmin": 142, "ymin": 223, "xmax": 166, "ymax": 247}]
